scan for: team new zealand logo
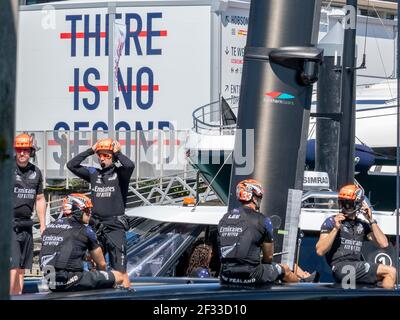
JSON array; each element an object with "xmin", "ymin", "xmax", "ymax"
[
  {"xmin": 264, "ymin": 92, "xmax": 296, "ymax": 106},
  {"xmin": 28, "ymin": 171, "xmax": 37, "ymax": 180}
]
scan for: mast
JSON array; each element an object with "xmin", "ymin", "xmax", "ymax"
[
  {"xmin": 337, "ymin": 0, "xmax": 357, "ymax": 187},
  {"xmin": 0, "ymin": 0, "xmax": 18, "ymax": 299},
  {"xmin": 396, "ymin": 0, "xmax": 399, "ymax": 289},
  {"xmin": 316, "ymin": 22, "xmax": 344, "ymax": 191},
  {"xmin": 228, "ymin": 0, "xmax": 323, "ymax": 262}
]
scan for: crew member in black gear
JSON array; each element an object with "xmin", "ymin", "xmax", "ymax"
[
  {"xmin": 11, "ymin": 133, "xmax": 47, "ymax": 295},
  {"xmin": 218, "ymin": 179, "xmax": 312, "ymax": 285},
  {"xmin": 40, "ymin": 194, "xmax": 124, "ymax": 292},
  {"xmin": 66, "ymin": 138, "xmax": 134, "ymax": 288},
  {"xmin": 316, "ymin": 184, "xmax": 396, "ymax": 289}
]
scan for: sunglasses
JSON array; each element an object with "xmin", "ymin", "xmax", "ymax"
[
  {"xmin": 97, "ymin": 153, "xmax": 113, "ymax": 159},
  {"xmin": 15, "ymin": 148, "xmax": 31, "ymax": 154}
]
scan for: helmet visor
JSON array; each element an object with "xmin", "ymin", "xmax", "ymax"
[{"xmin": 338, "ymin": 199, "xmax": 356, "ymax": 211}]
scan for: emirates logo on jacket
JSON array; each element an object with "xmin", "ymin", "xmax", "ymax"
[{"xmin": 93, "ymin": 185, "xmax": 116, "ymax": 198}]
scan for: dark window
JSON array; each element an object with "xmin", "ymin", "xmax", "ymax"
[{"xmin": 23, "ymin": 0, "xmax": 66, "ymax": 5}]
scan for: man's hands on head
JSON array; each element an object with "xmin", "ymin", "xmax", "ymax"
[
  {"xmin": 92, "ymin": 139, "xmax": 121, "ymax": 153},
  {"xmin": 112, "ymin": 140, "xmax": 121, "ymax": 153}
]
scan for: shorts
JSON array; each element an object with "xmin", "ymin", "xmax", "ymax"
[
  {"xmin": 48, "ymin": 270, "xmax": 116, "ymax": 292},
  {"xmin": 332, "ymin": 261, "xmax": 379, "ymax": 285},
  {"xmin": 220, "ymin": 262, "xmax": 282, "ymax": 285},
  {"xmin": 252, "ymin": 263, "xmax": 283, "ymax": 283},
  {"xmin": 10, "ymin": 228, "xmax": 34, "ymax": 270},
  {"xmin": 98, "ymin": 226, "xmax": 127, "ymax": 273}
]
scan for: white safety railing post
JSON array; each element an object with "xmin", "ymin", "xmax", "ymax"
[
  {"xmin": 66, "ymin": 130, "xmax": 70, "ymax": 189},
  {"xmin": 135, "ymin": 130, "xmax": 139, "ymax": 188},
  {"xmin": 160, "ymin": 130, "xmax": 164, "ymax": 190},
  {"xmin": 43, "ymin": 131, "xmax": 47, "ymax": 188}
]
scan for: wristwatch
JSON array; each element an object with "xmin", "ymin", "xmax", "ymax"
[{"xmin": 369, "ymin": 219, "xmax": 377, "ymax": 225}]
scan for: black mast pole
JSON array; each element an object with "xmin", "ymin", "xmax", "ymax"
[
  {"xmin": 0, "ymin": 0, "xmax": 18, "ymax": 299},
  {"xmin": 396, "ymin": 0, "xmax": 399, "ymax": 289},
  {"xmin": 337, "ymin": 0, "xmax": 357, "ymax": 188},
  {"xmin": 316, "ymin": 24, "xmax": 343, "ymax": 191},
  {"xmin": 228, "ymin": 0, "xmax": 323, "ymax": 260}
]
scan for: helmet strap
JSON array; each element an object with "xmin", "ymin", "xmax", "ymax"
[
  {"xmin": 341, "ymin": 206, "xmax": 358, "ymax": 218},
  {"xmin": 70, "ymin": 208, "xmax": 84, "ymax": 221},
  {"xmin": 252, "ymin": 195, "xmax": 261, "ymax": 212}
]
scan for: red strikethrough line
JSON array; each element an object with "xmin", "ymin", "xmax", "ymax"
[
  {"xmin": 47, "ymin": 139, "xmax": 181, "ymax": 146},
  {"xmin": 60, "ymin": 30, "xmax": 168, "ymax": 39},
  {"xmin": 68, "ymin": 85, "xmax": 159, "ymax": 92}
]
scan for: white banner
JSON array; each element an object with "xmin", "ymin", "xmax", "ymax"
[{"xmin": 16, "ymin": 6, "xmax": 212, "ymax": 132}]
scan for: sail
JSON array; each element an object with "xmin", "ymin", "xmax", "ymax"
[{"xmin": 221, "ymin": 97, "xmax": 237, "ymax": 126}]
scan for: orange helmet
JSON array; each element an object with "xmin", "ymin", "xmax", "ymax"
[
  {"xmin": 95, "ymin": 138, "xmax": 114, "ymax": 153},
  {"xmin": 236, "ymin": 179, "xmax": 264, "ymax": 202},
  {"xmin": 183, "ymin": 197, "xmax": 196, "ymax": 207},
  {"xmin": 63, "ymin": 193, "xmax": 93, "ymax": 218},
  {"xmin": 14, "ymin": 133, "xmax": 33, "ymax": 149},
  {"xmin": 338, "ymin": 184, "xmax": 364, "ymax": 213},
  {"xmin": 338, "ymin": 184, "xmax": 364, "ymax": 202}
]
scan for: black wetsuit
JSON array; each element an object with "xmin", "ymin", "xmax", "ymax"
[
  {"xmin": 218, "ymin": 206, "xmax": 283, "ymax": 284},
  {"xmin": 67, "ymin": 148, "xmax": 134, "ymax": 272},
  {"xmin": 320, "ymin": 215, "xmax": 378, "ymax": 284},
  {"xmin": 11, "ymin": 162, "xmax": 43, "ymax": 269},
  {"xmin": 40, "ymin": 216, "xmax": 115, "ymax": 292}
]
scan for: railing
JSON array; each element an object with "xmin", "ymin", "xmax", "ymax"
[
  {"xmin": 191, "ymin": 97, "xmax": 238, "ymax": 135},
  {"xmin": 300, "ymin": 190, "xmax": 395, "ymax": 217},
  {"xmin": 125, "ymin": 170, "xmax": 216, "ymax": 207},
  {"xmin": 17, "ymin": 130, "xmax": 194, "ymax": 187}
]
